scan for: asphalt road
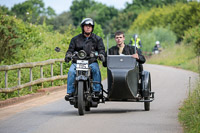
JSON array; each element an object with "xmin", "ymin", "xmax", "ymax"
[{"xmin": 0, "ymin": 64, "xmax": 198, "ymax": 133}]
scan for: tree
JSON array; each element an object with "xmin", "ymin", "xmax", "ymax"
[
  {"xmin": 70, "ymin": 0, "xmax": 96, "ymax": 26},
  {"xmin": 48, "ymin": 11, "xmax": 74, "ymax": 33},
  {"xmin": 10, "ymin": 0, "xmax": 56, "ymax": 24}
]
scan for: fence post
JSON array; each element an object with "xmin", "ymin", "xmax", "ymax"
[
  {"xmin": 18, "ymin": 69, "xmax": 21, "ymax": 97},
  {"xmin": 60, "ymin": 62, "xmax": 63, "ymax": 76},
  {"xmin": 5, "ymin": 70, "xmax": 8, "ymax": 99},
  {"xmin": 40, "ymin": 66, "xmax": 43, "ymax": 88},
  {"xmin": 51, "ymin": 64, "xmax": 53, "ymax": 86},
  {"xmin": 30, "ymin": 68, "xmax": 32, "ymax": 92}
]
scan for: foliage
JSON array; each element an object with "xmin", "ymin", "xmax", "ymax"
[
  {"xmin": 147, "ymin": 43, "xmax": 198, "ymax": 73},
  {"xmin": 0, "ymin": 14, "xmax": 43, "ymax": 64},
  {"xmin": 183, "ymin": 24, "xmax": 200, "ymax": 56},
  {"xmin": 84, "ymin": 2, "xmax": 118, "ymax": 34},
  {"xmin": 132, "ymin": 27, "xmax": 176, "ymax": 52},
  {"xmin": 107, "ymin": 11, "xmax": 137, "ymax": 34},
  {"xmin": 179, "ymin": 81, "xmax": 200, "ymax": 133},
  {"xmin": 129, "ymin": 2, "xmax": 200, "ymax": 41},
  {"xmin": 70, "ymin": 0, "xmax": 96, "ymax": 26},
  {"xmin": 11, "ymin": 0, "xmax": 56, "ymax": 24},
  {"xmin": 48, "ymin": 12, "xmax": 75, "ymax": 33},
  {"xmin": 70, "ymin": 0, "xmax": 118, "ymax": 34}
]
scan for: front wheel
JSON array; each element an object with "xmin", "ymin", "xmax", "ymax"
[{"xmin": 78, "ymin": 81, "xmax": 85, "ymax": 115}]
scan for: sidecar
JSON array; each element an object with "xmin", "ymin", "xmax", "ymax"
[{"xmin": 105, "ymin": 55, "xmax": 154, "ymax": 111}]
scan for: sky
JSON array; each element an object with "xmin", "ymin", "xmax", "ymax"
[{"xmin": 0, "ymin": 0, "xmax": 133, "ymax": 14}]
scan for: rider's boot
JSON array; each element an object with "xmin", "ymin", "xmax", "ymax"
[{"xmin": 65, "ymin": 93, "xmax": 73, "ymax": 101}]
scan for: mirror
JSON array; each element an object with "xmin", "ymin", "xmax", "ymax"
[{"xmin": 55, "ymin": 47, "xmax": 60, "ymax": 52}]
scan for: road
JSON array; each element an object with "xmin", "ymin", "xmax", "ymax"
[{"xmin": 0, "ymin": 64, "xmax": 198, "ymax": 133}]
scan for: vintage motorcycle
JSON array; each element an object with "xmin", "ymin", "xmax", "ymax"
[{"xmin": 55, "ymin": 45, "xmax": 154, "ymax": 116}]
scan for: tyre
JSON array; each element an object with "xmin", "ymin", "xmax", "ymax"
[
  {"xmin": 144, "ymin": 76, "xmax": 151, "ymax": 111},
  {"xmin": 144, "ymin": 97, "xmax": 150, "ymax": 111},
  {"xmin": 78, "ymin": 81, "xmax": 85, "ymax": 115},
  {"xmin": 85, "ymin": 105, "xmax": 90, "ymax": 111}
]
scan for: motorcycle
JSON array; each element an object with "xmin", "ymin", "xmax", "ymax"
[
  {"xmin": 55, "ymin": 47, "xmax": 105, "ymax": 115},
  {"xmin": 55, "ymin": 46, "xmax": 154, "ymax": 116}
]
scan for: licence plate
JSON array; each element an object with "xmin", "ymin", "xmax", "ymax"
[{"xmin": 77, "ymin": 60, "xmax": 88, "ymax": 69}]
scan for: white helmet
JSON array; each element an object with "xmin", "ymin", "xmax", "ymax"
[{"xmin": 156, "ymin": 41, "xmax": 160, "ymax": 44}]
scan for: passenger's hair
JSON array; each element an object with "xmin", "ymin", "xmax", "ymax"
[{"xmin": 115, "ymin": 31, "xmax": 125, "ymax": 37}]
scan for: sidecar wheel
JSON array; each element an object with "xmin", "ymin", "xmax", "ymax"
[
  {"xmin": 144, "ymin": 97, "xmax": 150, "ymax": 111},
  {"xmin": 78, "ymin": 81, "xmax": 85, "ymax": 115}
]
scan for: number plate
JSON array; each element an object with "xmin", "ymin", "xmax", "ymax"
[{"xmin": 77, "ymin": 60, "xmax": 88, "ymax": 69}]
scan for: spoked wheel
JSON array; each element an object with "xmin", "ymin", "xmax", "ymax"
[
  {"xmin": 78, "ymin": 81, "xmax": 85, "ymax": 115},
  {"xmin": 144, "ymin": 76, "xmax": 151, "ymax": 111}
]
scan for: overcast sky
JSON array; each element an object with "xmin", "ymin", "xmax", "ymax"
[{"xmin": 0, "ymin": 0, "xmax": 133, "ymax": 14}]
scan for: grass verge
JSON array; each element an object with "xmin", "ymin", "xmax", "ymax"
[{"xmin": 147, "ymin": 43, "xmax": 200, "ymax": 133}]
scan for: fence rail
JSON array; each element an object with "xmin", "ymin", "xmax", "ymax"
[{"xmin": 0, "ymin": 59, "xmax": 67, "ymax": 93}]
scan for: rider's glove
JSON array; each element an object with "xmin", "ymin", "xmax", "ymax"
[
  {"xmin": 99, "ymin": 54, "xmax": 105, "ymax": 62},
  {"xmin": 65, "ymin": 53, "xmax": 72, "ymax": 63}
]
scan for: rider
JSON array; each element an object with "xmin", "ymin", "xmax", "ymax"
[
  {"xmin": 129, "ymin": 34, "xmax": 142, "ymax": 49},
  {"xmin": 103, "ymin": 30, "xmax": 145, "ymax": 68},
  {"xmin": 153, "ymin": 41, "xmax": 162, "ymax": 54},
  {"xmin": 65, "ymin": 18, "xmax": 105, "ymax": 100}
]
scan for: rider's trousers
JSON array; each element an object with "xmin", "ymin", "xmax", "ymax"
[{"xmin": 67, "ymin": 62, "xmax": 102, "ymax": 94}]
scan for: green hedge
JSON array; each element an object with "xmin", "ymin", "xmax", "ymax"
[{"xmin": 129, "ymin": 2, "xmax": 200, "ymax": 41}]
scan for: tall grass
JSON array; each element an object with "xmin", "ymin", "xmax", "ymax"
[
  {"xmin": 147, "ymin": 44, "xmax": 198, "ymax": 73},
  {"xmin": 178, "ymin": 81, "xmax": 200, "ymax": 133},
  {"xmin": 148, "ymin": 43, "xmax": 200, "ymax": 132}
]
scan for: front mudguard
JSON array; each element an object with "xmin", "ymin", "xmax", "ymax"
[{"xmin": 141, "ymin": 71, "xmax": 151, "ymax": 97}]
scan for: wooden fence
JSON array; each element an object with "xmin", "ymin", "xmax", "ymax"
[{"xmin": 0, "ymin": 59, "xmax": 67, "ymax": 93}]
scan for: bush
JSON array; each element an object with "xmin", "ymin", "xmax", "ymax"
[
  {"xmin": 183, "ymin": 24, "xmax": 200, "ymax": 56},
  {"xmin": 132, "ymin": 27, "xmax": 177, "ymax": 52},
  {"xmin": 0, "ymin": 14, "xmax": 43, "ymax": 64},
  {"xmin": 129, "ymin": 2, "xmax": 200, "ymax": 41}
]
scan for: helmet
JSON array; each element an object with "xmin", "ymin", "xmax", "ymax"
[
  {"xmin": 156, "ymin": 41, "xmax": 160, "ymax": 45},
  {"xmin": 80, "ymin": 18, "xmax": 94, "ymax": 33},
  {"xmin": 133, "ymin": 34, "xmax": 138, "ymax": 39}
]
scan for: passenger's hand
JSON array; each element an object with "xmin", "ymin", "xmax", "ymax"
[
  {"xmin": 132, "ymin": 53, "xmax": 139, "ymax": 59},
  {"xmin": 99, "ymin": 54, "xmax": 105, "ymax": 62},
  {"xmin": 65, "ymin": 54, "xmax": 72, "ymax": 63}
]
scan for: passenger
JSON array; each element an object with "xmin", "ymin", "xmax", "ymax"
[
  {"xmin": 103, "ymin": 31, "xmax": 145, "ymax": 72},
  {"xmin": 65, "ymin": 18, "xmax": 105, "ymax": 100}
]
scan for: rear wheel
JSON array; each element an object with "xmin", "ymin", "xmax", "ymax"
[
  {"xmin": 144, "ymin": 76, "xmax": 151, "ymax": 111},
  {"xmin": 78, "ymin": 81, "xmax": 85, "ymax": 115}
]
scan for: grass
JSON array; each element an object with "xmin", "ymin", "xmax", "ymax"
[
  {"xmin": 147, "ymin": 43, "xmax": 200, "ymax": 133},
  {"xmin": 147, "ymin": 44, "xmax": 199, "ymax": 73}
]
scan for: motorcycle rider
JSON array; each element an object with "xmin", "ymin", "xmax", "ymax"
[
  {"xmin": 65, "ymin": 18, "xmax": 105, "ymax": 100},
  {"xmin": 153, "ymin": 41, "xmax": 162, "ymax": 54},
  {"xmin": 103, "ymin": 31, "xmax": 145, "ymax": 69}
]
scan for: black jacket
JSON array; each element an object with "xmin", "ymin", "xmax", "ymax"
[
  {"xmin": 66, "ymin": 33, "xmax": 105, "ymax": 64},
  {"xmin": 103, "ymin": 44, "xmax": 146, "ymax": 67}
]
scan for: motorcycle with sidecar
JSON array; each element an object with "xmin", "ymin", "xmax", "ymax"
[{"xmin": 55, "ymin": 44, "xmax": 154, "ymax": 116}]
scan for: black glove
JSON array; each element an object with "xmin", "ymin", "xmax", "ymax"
[
  {"xmin": 65, "ymin": 54, "xmax": 72, "ymax": 63},
  {"xmin": 99, "ymin": 54, "xmax": 105, "ymax": 62}
]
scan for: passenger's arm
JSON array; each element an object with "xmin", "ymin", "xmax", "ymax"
[{"xmin": 136, "ymin": 49, "xmax": 146, "ymax": 64}]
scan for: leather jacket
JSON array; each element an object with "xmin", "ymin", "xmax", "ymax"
[{"xmin": 66, "ymin": 33, "xmax": 105, "ymax": 64}]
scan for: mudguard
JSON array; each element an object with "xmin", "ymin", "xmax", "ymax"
[{"xmin": 141, "ymin": 71, "xmax": 151, "ymax": 97}]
